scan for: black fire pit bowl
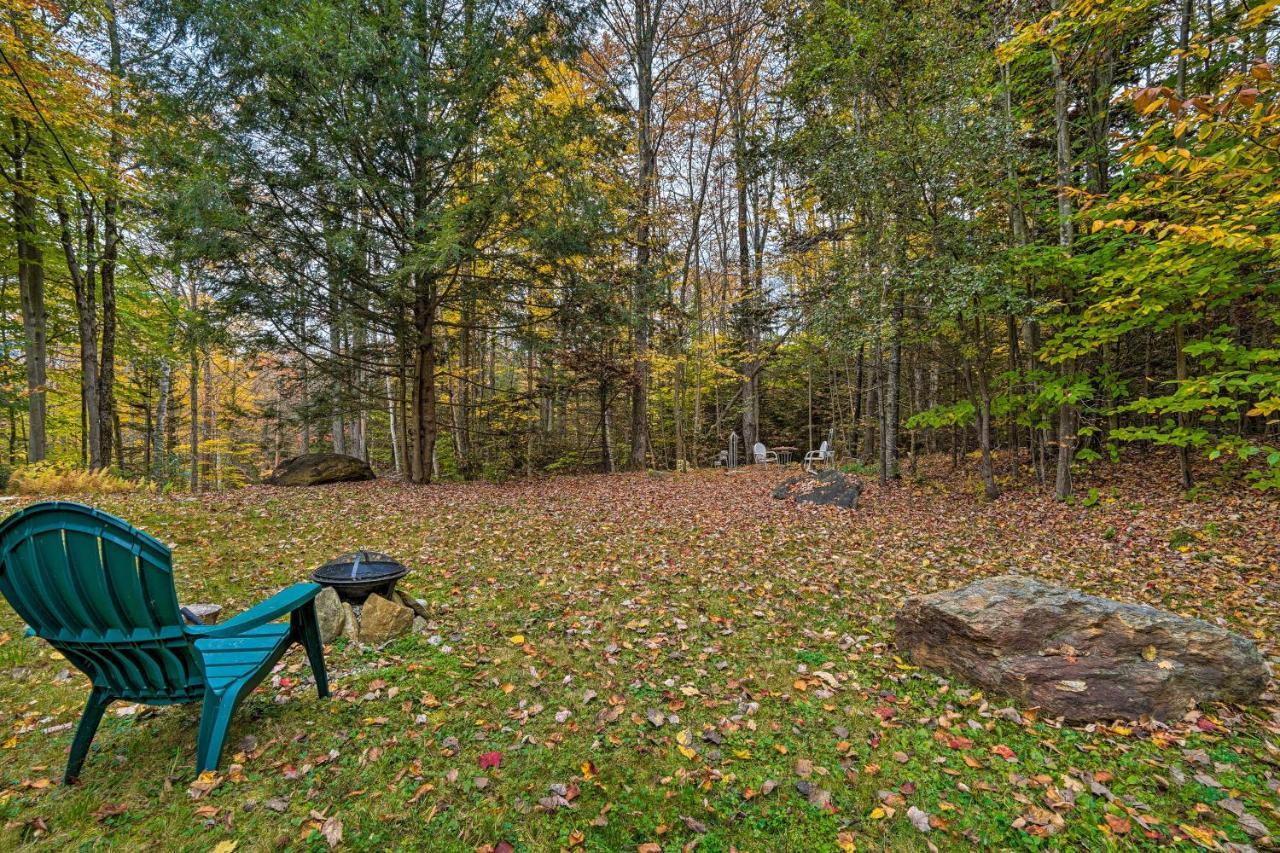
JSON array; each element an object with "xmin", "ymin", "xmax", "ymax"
[{"xmin": 311, "ymin": 550, "xmax": 409, "ymax": 604}]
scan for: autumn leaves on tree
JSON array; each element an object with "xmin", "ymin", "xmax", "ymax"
[{"xmin": 0, "ymin": 0, "xmax": 1277, "ymax": 492}]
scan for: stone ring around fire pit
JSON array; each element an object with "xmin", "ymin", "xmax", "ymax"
[{"xmin": 311, "ymin": 550, "xmax": 409, "ymax": 604}]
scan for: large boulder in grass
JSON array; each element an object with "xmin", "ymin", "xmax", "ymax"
[
  {"xmin": 772, "ymin": 471, "xmax": 863, "ymax": 509},
  {"xmin": 894, "ymin": 575, "xmax": 1269, "ymax": 722},
  {"xmin": 265, "ymin": 453, "xmax": 374, "ymax": 486}
]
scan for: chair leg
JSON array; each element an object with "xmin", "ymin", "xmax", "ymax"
[
  {"xmin": 293, "ymin": 604, "xmax": 330, "ymax": 699},
  {"xmin": 64, "ymin": 687, "xmax": 112, "ymax": 784},
  {"xmin": 195, "ymin": 687, "xmax": 238, "ymax": 774}
]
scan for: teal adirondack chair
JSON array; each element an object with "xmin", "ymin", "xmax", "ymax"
[{"xmin": 0, "ymin": 501, "xmax": 329, "ymax": 782}]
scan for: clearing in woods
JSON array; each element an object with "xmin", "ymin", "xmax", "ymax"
[{"xmin": 0, "ymin": 454, "xmax": 1276, "ymax": 850}]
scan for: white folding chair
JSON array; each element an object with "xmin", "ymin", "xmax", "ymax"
[{"xmin": 753, "ymin": 442, "xmax": 778, "ymax": 464}]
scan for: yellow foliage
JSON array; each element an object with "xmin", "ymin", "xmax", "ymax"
[{"xmin": 8, "ymin": 462, "xmax": 142, "ymax": 496}]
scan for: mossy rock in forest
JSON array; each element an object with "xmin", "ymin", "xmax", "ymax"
[{"xmin": 265, "ymin": 453, "xmax": 375, "ymax": 486}]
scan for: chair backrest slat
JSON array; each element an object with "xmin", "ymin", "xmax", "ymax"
[
  {"xmin": 3, "ymin": 538, "xmax": 57, "ymax": 632},
  {"xmin": 100, "ymin": 537, "xmax": 160, "ymax": 631},
  {"xmin": 32, "ymin": 529, "xmax": 101, "ymax": 633},
  {"xmin": 65, "ymin": 529, "xmax": 127, "ymax": 633},
  {"xmin": 0, "ymin": 502, "xmax": 199, "ymax": 699}
]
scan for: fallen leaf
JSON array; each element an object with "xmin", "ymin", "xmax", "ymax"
[
  {"xmin": 907, "ymin": 805, "xmax": 931, "ymax": 833},
  {"xmin": 1104, "ymin": 814, "xmax": 1131, "ymax": 835},
  {"xmin": 321, "ymin": 815, "xmax": 343, "ymax": 848}
]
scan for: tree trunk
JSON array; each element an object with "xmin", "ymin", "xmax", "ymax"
[
  {"xmin": 882, "ymin": 291, "xmax": 903, "ymax": 482},
  {"xmin": 1174, "ymin": 0, "xmax": 1194, "ymax": 492},
  {"xmin": 852, "ymin": 343, "xmax": 864, "ymax": 458},
  {"xmin": 972, "ymin": 314, "xmax": 1000, "ymax": 499},
  {"xmin": 629, "ymin": 4, "xmax": 656, "ymax": 471},
  {"xmin": 386, "ymin": 372, "xmax": 402, "ymax": 473},
  {"xmin": 154, "ymin": 358, "xmax": 170, "ymax": 481},
  {"xmin": 1174, "ymin": 321, "xmax": 1193, "ymax": 489},
  {"xmin": 525, "ymin": 332, "xmax": 536, "ymax": 478},
  {"xmin": 143, "ymin": 379, "xmax": 153, "ymax": 475},
  {"xmin": 599, "ymin": 379, "xmax": 613, "ymax": 474},
  {"xmin": 673, "ymin": 357, "xmax": 685, "ymax": 469},
  {"xmin": 397, "ymin": 332, "xmax": 409, "ymax": 471},
  {"xmin": 55, "ymin": 193, "xmax": 104, "ymax": 469},
  {"xmin": 409, "ymin": 282, "xmax": 436, "ymax": 484},
  {"xmin": 1051, "ymin": 5, "xmax": 1076, "ymax": 501},
  {"xmin": 203, "ymin": 347, "xmax": 216, "ymax": 488},
  {"xmin": 188, "ymin": 274, "xmax": 200, "ymax": 491},
  {"xmin": 329, "ymin": 315, "xmax": 345, "ymax": 455},
  {"xmin": 13, "ymin": 181, "xmax": 46, "ymax": 463},
  {"xmin": 457, "ymin": 292, "xmax": 474, "ymax": 476},
  {"xmin": 1006, "ymin": 314, "xmax": 1020, "ymax": 477},
  {"xmin": 862, "ymin": 345, "xmax": 877, "ymax": 467},
  {"xmin": 98, "ymin": 0, "xmax": 123, "ymax": 471},
  {"xmin": 299, "ymin": 356, "xmax": 311, "ymax": 452},
  {"xmin": 734, "ymin": 107, "xmax": 760, "ymax": 457},
  {"xmin": 350, "ymin": 322, "xmax": 367, "ymax": 462},
  {"xmin": 113, "ymin": 408, "xmax": 124, "ymax": 471}
]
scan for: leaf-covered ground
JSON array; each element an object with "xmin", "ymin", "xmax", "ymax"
[{"xmin": 0, "ymin": 453, "xmax": 1277, "ymax": 851}]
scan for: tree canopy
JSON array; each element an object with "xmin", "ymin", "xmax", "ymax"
[{"xmin": 0, "ymin": 0, "xmax": 1275, "ymax": 494}]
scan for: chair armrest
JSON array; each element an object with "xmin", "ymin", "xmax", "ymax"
[{"xmin": 187, "ymin": 583, "xmax": 321, "ymax": 639}]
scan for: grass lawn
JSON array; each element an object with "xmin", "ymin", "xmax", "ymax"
[{"xmin": 0, "ymin": 455, "xmax": 1277, "ymax": 851}]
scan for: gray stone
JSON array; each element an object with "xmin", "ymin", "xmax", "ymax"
[
  {"xmin": 392, "ymin": 590, "xmax": 431, "ymax": 620},
  {"xmin": 265, "ymin": 453, "xmax": 374, "ymax": 486},
  {"xmin": 359, "ymin": 593, "xmax": 414, "ymax": 645},
  {"xmin": 314, "ymin": 587, "xmax": 344, "ymax": 644},
  {"xmin": 895, "ymin": 575, "xmax": 1269, "ymax": 721},
  {"xmin": 185, "ymin": 603, "xmax": 223, "ymax": 624},
  {"xmin": 771, "ymin": 477, "xmax": 803, "ymax": 500},
  {"xmin": 797, "ymin": 471, "xmax": 863, "ymax": 508},
  {"xmin": 341, "ymin": 602, "xmax": 360, "ymax": 644},
  {"xmin": 412, "ymin": 616, "xmax": 429, "ymax": 635},
  {"xmin": 774, "ymin": 471, "xmax": 863, "ymax": 509}
]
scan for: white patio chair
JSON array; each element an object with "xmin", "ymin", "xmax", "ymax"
[
  {"xmin": 805, "ymin": 428, "xmax": 836, "ymax": 472},
  {"xmin": 804, "ymin": 440, "xmax": 835, "ymax": 473},
  {"xmin": 753, "ymin": 441, "xmax": 778, "ymax": 464}
]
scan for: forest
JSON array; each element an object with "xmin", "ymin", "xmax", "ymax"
[
  {"xmin": 2, "ymin": 0, "xmax": 1274, "ymax": 496},
  {"xmin": 3, "ymin": 1, "xmax": 1280, "ymax": 848}
]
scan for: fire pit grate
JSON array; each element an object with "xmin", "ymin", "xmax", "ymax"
[{"xmin": 310, "ymin": 550, "xmax": 409, "ymax": 604}]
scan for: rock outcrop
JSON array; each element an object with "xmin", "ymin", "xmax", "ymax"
[
  {"xmin": 772, "ymin": 470, "xmax": 863, "ymax": 509},
  {"xmin": 895, "ymin": 575, "xmax": 1269, "ymax": 721},
  {"xmin": 265, "ymin": 453, "xmax": 375, "ymax": 487}
]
